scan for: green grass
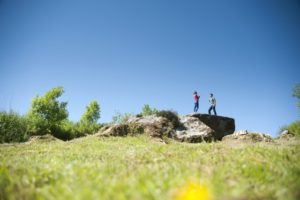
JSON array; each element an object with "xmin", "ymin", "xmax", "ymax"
[{"xmin": 0, "ymin": 135, "xmax": 300, "ymax": 200}]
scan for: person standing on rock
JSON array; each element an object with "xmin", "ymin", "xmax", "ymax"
[
  {"xmin": 208, "ymin": 93, "xmax": 217, "ymax": 116},
  {"xmin": 193, "ymin": 91, "xmax": 200, "ymax": 112}
]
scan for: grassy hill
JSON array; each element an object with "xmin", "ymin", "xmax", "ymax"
[{"xmin": 0, "ymin": 135, "xmax": 299, "ymax": 200}]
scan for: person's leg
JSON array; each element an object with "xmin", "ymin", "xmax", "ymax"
[
  {"xmin": 208, "ymin": 106, "xmax": 212, "ymax": 115},
  {"xmin": 213, "ymin": 106, "xmax": 217, "ymax": 116},
  {"xmin": 195, "ymin": 102, "xmax": 199, "ymax": 112}
]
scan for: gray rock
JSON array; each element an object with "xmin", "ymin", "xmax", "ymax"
[
  {"xmin": 27, "ymin": 134, "xmax": 62, "ymax": 143},
  {"xmin": 233, "ymin": 130, "xmax": 248, "ymax": 135},
  {"xmin": 222, "ymin": 131, "xmax": 273, "ymax": 142},
  {"xmin": 97, "ymin": 113, "xmax": 235, "ymax": 143},
  {"xmin": 100, "ymin": 124, "xmax": 129, "ymax": 137},
  {"xmin": 278, "ymin": 129, "xmax": 295, "ymax": 140},
  {"xmin": 173, "ymin": 114, "xmax": 235, "ymax": 142}
]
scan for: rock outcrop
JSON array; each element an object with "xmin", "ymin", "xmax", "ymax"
[
  {"xmin": 175, "ymin": 114, "xmax": 235, "ymax": 142},
  {"xmin": 278, "ymin": 130, "xmax": 295, "ymax": 140},
  {"xmin": 97, "ymin": 113, "xmax": 235, "ymax": 143},
  {"xmin": 27, "ymin": 134, "xmax": 62, "ymax": 144},
  {"xmin": 222, "ymin": 130, "xmax": 273, "ymax": 142}
]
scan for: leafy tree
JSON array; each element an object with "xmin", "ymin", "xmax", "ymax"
[
  {"xmin": 293, "ymin": 83, "xmax": 300, "ymax": 110},
  {"xmin": 80, "ymin": 100, "xmax": 100, "ymax": 124},
  {"xmin": 27, "ymin": 87, "xmax": 68, "ymax": 135},
  {"xmin": 141, "ymin": 104, "xmax": 158, "ymax": 116},
  {"xmin": 78, "ymin": 100, "xmax": 101, "ymax": 134}
]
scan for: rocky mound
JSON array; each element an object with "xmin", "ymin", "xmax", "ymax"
[
  {"xmin": 222, "ymin": 130, "xmax": 273, "ymax": 142},
  {"xmin": 277, "ymin": 130, "xmax": 296, "ymax": 140},
  {"xmin": 97, "ymin": 113, "xmax": 235, "ymax": 143},
  {"xmin": 27, "ymin": 134, "xmax": 62, "ymax": 144}
]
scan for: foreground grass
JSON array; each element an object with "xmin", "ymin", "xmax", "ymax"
[{"xmin": 0, "ymin": 135, "xmax": 300, "ymax": 200}]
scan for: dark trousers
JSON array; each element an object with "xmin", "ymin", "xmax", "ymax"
[
  {"xmin": 194, "ymin": 102, "xmax": 199, "ymax": 112},
  {"xmin": 208, "ymin": 105, "xmax": 217, "ymax": 115}
]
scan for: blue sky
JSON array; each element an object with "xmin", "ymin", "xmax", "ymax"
[{"xmin": 0, "ymin": 0, "xmax": 299, "ymax": 136}]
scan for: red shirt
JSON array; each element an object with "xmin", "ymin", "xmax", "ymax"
[{"xmin": 193, "ymin": 94, "xmax": 200, "ymax": 102}]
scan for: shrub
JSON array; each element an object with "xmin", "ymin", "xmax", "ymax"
[
  {"xmin": 45, "ymin": 120, "xmax": 101, "ymax": 141},
  {"xmin": 141, "ymin": 104, "xmax": 158, "ymax": 116},
  {"xmin": 112, "ymin": 112, "xmax": 134, "ymax": 124},
  {"xmin": 128, "ymin": 123, "xmax": 144, "ymax": 135},
  {"xmin": 279, "ymin": 121, "xmax": 300, "ymax": 138},
  {"xmin": 156, "ymin": 110, "xmax": 180, "ymax": 128},
  {"xmin": 75, "ymin": 121, "xmax": 101, "ymax": 136},
  {"xmin": 286, "ymin": 121, "xmax": 300, "ymax": 137},
  {"xmin": 0, "ymin": 111, "xmax": 29, "ymax": 143}
]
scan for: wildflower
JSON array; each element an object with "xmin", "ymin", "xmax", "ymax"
[{"xmin": 174, "ymin": 181, "xmax": 212, "ymax": 200}]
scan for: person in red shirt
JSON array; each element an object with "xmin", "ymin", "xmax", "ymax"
[{"xmin": 193, "ymin": 91, "xmax": 200, "ymax": 112}]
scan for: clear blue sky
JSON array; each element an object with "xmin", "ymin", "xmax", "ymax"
[{"xmin": 0, "ymin": 0, "xmax": 299, "ymax": 136}]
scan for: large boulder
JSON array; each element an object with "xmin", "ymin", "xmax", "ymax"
[
  {"xmin": 174, "ymin": 114, "xmax": 235, "ymax": 142},
  {"xmin": 97, "ymin": 113, "xmax": 235, "ymax": 143},
  {"xmin": 98, "ymin": 115, "xmax": 174, "ymax": 138}
]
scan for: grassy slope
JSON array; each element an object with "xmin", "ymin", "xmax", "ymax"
[{"xmin": 0, "ymin": 135, "xmax": 300, "ymax": 200}]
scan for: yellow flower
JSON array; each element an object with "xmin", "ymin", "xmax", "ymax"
[{"xmin": 174, "ymin": 181, "xmax": 212, "ymax": 200}]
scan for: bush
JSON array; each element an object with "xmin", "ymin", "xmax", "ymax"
[
  {"xmin": 0, "ymin": 111, "xmax": 29, "ymax": 143},
  {"xmin": 156, "ymin": 110, "xmax": 180, "ymax": 128},
  {"xmin": 279, "ymin": 121, "xmax": 300, "ymax": 137},
  {"xmin": 75, "ymin": 121, "xmax": 101, "ymax": 136},
  {"xmin": 286, "ymin": 121, "xmax": 300, "ymax": 137},
  {"xmin": 141, "ymin": 104, "xmax": 158, "ymax": 116},
  {"xmin": 112, "ymin": 112, "xmax": 134, "ymax": 124}
]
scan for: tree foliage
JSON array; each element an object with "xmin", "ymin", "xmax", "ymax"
[
  {"xmin": 141, "ymin": 104, "xmax": 158, "ymax": 116},
  {"xmin": 156, "ymin": 110, "xmax": 180, "ymax": 128},
  {"xmin": 77, "ymin": 100, "xmax": 101, "ymax": 135},
  {"xmin": 112, "ymin": 112, "xmax": 134, "ymax": 124},
  {"xmin": 80, "ymin": 100, "xmax": 100, "ymax": 124},
  {"xmin": 27, "ymin": 87, "xmax": 68, "ymax": 135},
  {"xmin": 293, "ymin": 83, "xmax": 300, "ymax": 110},
  {"xmin": 0, "ymin": 111, "xmax": 29, "ymax": 143}
]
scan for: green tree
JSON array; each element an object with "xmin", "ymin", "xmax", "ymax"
[
  {"xmin": 28, "ymin": 87, "xmax": 68, "ymax": 135},
  {"xmin": 293, "ymin": 83, "xmax": 300, "ymax": 110},
  {"xmin": 80, "ymin": 100, "xmax": 100, "ymax": 124},
  {"xmin": 141, "ymin": 104, "xmax": 158, "ymax": 116},
  {"xmin": 78, "ymin": 100, "xmax": 101, "ymax": 134}
]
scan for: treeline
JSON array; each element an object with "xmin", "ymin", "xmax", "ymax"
[
  {"xmin": 0, "ymin": 87, "xmax": 101, "ymax": 143},
  {"xmin": 0, "ymin": 86, "xmax": 179, "ymax": 143}
]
